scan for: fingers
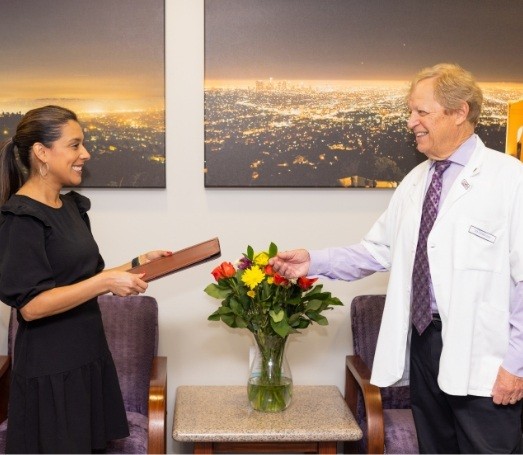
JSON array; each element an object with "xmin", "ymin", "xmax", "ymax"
[
  {"xmin": 271, "ymin": 260, "xmax": 300, "ymax": 279},
  {"xmin": 269, "ymin": 249, "xmax": 310, "ymax": 278},
  {"xmin": 270, "ymin": 254, "xmax": 292, "ymax": 276},
  {"xmin": 111, "ymin": 272, "xmax": 148, "ymax": 296},
  {"xmin": 491, "ymin": 367, "xmax": 523, "ymax": 405},
  {"xmin": 143, "ymin": 249, "xmax": 174, "ymax": 263},
  {"xmin": 130, "ymin": 274, "xmax": 148, "ymax": 294}
]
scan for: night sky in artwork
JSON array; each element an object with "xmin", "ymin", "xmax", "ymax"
[
  {"xmin": 1, "ymin": 0, "xmax": 164, "ymax": 106},
  {"xmin": 205, "ymin": 0, "xmax": 523, "ymax": 82}
]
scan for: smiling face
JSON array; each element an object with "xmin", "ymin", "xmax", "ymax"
[
  {"xmin": 407, "ymin": 78, "xmax": 473, "ymax": 160},
  {"xmin": 41, "ymin": 120, "xmax": 90, "ymax": 187}
]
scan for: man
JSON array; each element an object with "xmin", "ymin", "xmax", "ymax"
[{"xmin": 270, "ymin": 63, "xmax": 523, "ymax": 453}]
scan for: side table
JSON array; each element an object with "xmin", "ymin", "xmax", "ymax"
[{"xmin": 172, "ymin": 385, "xmax": 362, "ymax": 454}]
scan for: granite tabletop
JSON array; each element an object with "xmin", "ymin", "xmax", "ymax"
[{"xmin": 172, "ymin": 385, "xmax": 363, "ymax": 442}]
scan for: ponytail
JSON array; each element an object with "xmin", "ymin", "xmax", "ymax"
[{"xmin": 0, "ymin": 139, "xmax": 25, "ymax": 206}]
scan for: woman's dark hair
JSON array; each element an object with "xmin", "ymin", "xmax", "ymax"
[{"xmin": 0, "ymin": 105, "xmax": 78, "ymax": 205}]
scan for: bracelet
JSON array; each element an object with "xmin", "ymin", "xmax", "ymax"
[{"xmin": 131, "ymin": 256, "xmax": 140, "ymax": 267}]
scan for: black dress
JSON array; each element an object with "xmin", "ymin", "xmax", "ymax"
[{"xmin": 0, "ymin": 191, "xmax": 129, "ymax": 453}]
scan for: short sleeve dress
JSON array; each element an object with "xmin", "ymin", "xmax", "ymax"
[{"xmin": 0, "ymin": 191, "xmax": 129, "ymax": 453}]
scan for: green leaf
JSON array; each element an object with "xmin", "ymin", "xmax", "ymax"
[
  {"xmin": 326, "ymin": 296, "xmax": 344, "ymax": 306},
  {"xmin": 218, "ymin": 306, "xmax": 234, "ymax": 315},
  {"xmin": 260, "ymin": 281, "xmax": 272, "ymax": 300},
  {"xmin": 229, "ymin": 298, "xmax": 244, "ymax": 316},
  {"xmin": 269, "ymin": 309, "xmax": 284, "ymax": 323},
  {"xmin": 268, "ymin": 242, "xmax": 278, "ymax": 258},
  {"xmin": 286, "ymin": 296, "xmax": 301, "ymax": 306},
  {"xmin": 270, "ymin": 318, "xmax": 293, "ymax": 337},
  {"xmin": 288, "ymin": 313, "xmax": 301, "ymax": 324},
  {"xmin": 247, "ymin": 245, "xmax": 254, "ymax": 260},
  {"xmin": 305, "ymin": 299, "xmax": 323, "ymax": 311},
  {"xmin": 221, "ymin": 313, "xmax": 235, "ymax": 327},
  {"xmin": 307, "ymin": 311, "xmax": 329, "ymax": 326},
  {"xmin": 234, "ymin": 316, "xmax": 248, "ymax": 328},
  {"xmin": 304, "ymin": 284, "xmax": 323, "ymax": 295},
  {"xmin": 297, "ymin": 319, "xmax": 310, "ymax": 329},
  {"xmin": 204, "ymin": 283, "xmax": 232, "ymax": 299},
  {"xmin": 303, "ymin": 291, "xmax": 332, "ymax": 301},
  {"xmin": 207, "ymin": 311, "xmax": 221, "ymax": 321}
]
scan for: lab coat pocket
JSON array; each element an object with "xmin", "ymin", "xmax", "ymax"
[
  {"xmin": 471, "ymin": 302, "xmax": 509, "ymax": 381},
  {"xmin": 454, "ymin": 218, "xmax": 505, "ymax": 272}
]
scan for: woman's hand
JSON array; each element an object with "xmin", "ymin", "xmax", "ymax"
[
  {"xmin": 102, "ymin": 270, "xmax": 148, "ymax": 296},
  {"xmin": 20, "ymin": 269, "xmax": 150, "ymax": 321},
  {"xmin": 139, "ymin": 249, "xmax": 173, "ymax": 265}
]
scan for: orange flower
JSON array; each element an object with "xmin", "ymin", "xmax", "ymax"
[
  {"xmin": 297, "ymin": 276, "xmax": 318, "ymax": 290},
  {"xmin": 212, "ymin": 262, "xmax": 236, "ymax": 281},
  {"xmin": 264, "ymin": 264, "xmax": 274, "ymax": 276}
]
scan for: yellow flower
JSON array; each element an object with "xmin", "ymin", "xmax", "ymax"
[
  {"xmin": 241, "ymin": 265, "xmax": 265, "ymax": 290},
  {"xmin": 247, "ymin": 290, "xmax": 256, "ymax": 298},
  {"xmin": 267, "ymin": 277, "xmax": 274, "ymax": 285},
  {"xmin": 254, "ymin": 252, "xmax": 269, "ymax": 266}
]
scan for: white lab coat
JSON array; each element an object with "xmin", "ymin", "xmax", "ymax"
[{"xmin": 362, "ymin": 138, "xmax": 523, "ymax": 396}]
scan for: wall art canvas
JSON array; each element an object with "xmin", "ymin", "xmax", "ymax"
[
  {"xmin": 506, "ymin": 99, "xmax": 523, "ymax": 159},
  {"xmin": 204, "ymin": 0, "xmax": 523, "ymax": 188},
  {"xmin": 0, "ymin": 0, "xmax": 165, "ymax": 188}
]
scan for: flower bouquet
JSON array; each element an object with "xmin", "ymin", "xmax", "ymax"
[{"xmin": 204, "ymin": 242, "xmax": 343, "ymax": 412}]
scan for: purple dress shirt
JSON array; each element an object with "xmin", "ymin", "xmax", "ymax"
[{"xmin": 309, "ymin": 134, "xmax": 523, "ymax": 378}]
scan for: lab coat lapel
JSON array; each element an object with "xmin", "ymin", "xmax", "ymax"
[
  {"xmin": 436, "ymin": 142, "xmax": 485, "ymax": 223},
  {"xmin": 408, "ymin": 160, "xmax": 431, "ymax": 208}
]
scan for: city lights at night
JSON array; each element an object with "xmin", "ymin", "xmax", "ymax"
[{"xmin": 204, "ymin": 80, "xmax": 523, "ymax": 187}]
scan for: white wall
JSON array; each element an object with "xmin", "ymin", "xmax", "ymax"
[{"xmin": 0, "ymin": 1, "xmax": 394, "ymax": 452}]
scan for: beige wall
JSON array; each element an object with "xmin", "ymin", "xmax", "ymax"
[{"xmin": 0, "ymin": 1, "xmax": 394, "ymax": 452}]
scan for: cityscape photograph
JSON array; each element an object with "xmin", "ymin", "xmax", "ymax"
[
  {"xmin": 0, "ymin": 0, "xmax": 165, "ymax": 188},
  {"xmin": 204, "ymin": 0, "xmax": 523, "ymax": 188}
]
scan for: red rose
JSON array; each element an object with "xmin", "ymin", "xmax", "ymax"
[
  {"xmin": 212, "ymin": 262, "xmax": 236, "ymax": 281},
  {"xmin": 273, "ymin": 273, "xmax": 289, "ymax": 286},
  {"xmin": 297, "ymin": 276, "xmax": 318, "ymax": 290}
]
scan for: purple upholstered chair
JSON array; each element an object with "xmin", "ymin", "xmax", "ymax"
[
  {"xmin": 0, "ymin": 295, "xmax": 167, "ymax": 454},
  {"xmin": 344, "ymin": 295, "xmax": 418, "ymax": 454}
]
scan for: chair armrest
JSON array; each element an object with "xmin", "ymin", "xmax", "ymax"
[
  {"xmin": 148, "ymin": 355, "xmax": 167, "ymax": 454},
  {"xmin": 345, "ymin": 354, "xmax": 385, "ymax": 454},
  {"xmin": 0, "ymin": 355, "xmax": 11, "ymax": 422}
]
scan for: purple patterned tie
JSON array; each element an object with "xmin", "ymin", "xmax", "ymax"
[{"xmin": 411, "ymin": 160, "xmax": 451, "ymax": 335}]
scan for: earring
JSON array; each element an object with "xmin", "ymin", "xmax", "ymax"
[{"xmin": 39, "ymin": 162, "xmax": 49, "ymax": 178}]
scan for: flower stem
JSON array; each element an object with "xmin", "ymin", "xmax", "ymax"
[{"xmin": 248, "ymin": 333, "xmax": 292, "ymax": 412}]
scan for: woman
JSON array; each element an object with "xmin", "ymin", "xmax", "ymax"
[{"xmin": 0, "ymin": 105, "xmax": 171, "ymax": 453}]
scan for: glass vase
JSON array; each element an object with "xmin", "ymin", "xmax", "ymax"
[{"xmin": 247, "ymin": 332, "xmax": 293, "ymax": 412}]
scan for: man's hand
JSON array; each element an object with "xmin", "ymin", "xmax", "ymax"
[
  {"xmin": 491, "ymin": 366, "xmax": 523, "ymax": 405},
  {"xmin": 269, "ymin": 249, "xmax": 310, "ymax": 279}
]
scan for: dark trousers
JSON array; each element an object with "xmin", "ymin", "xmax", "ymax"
[{"xmin": 410, "ymin": 321, "xmax": 523, "ymax": 454}]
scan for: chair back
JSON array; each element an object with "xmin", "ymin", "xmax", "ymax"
[
  {"xmin": 351, "ymin": 295, "xmax": 411, "ymax": 411},
  {"xmin": 97, "ymin": 295, "xmax": 159, "ymax": 416}
]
